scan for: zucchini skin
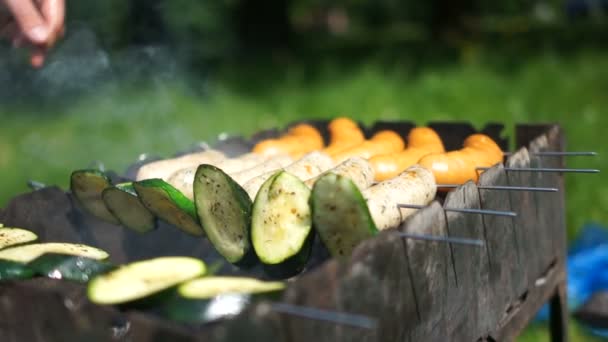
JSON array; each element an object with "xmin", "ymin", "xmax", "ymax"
[
  {"xmin": 70, "ymin": 169, "xmax": 120, "ymax": 224},
  {"xmin": 163, "ymin": 291, "xmax": 282, "ymax": 323},
  {"xmin": 162, "ymin": 277, "xmax": 285, "ymax": 323},
  {"xmin": 27, "ymin": 253, "xmax": 116, "ymax": 283},
  {"xmin": 133, "ymin": 179, "xmax": 204, "ymax": 236},
  {"xmin": 0, "ymin": 260, "xmax": 35, "ymax": 280},
  {"xmin": 193, "ymin": 165, "xmax": 258, "ymax": 267},
  {"xmin": 102, "ymin": 183, "xmax": 157, "ymax": 233},
  {"xmin": 251, "ymin": 172, "xmax": 314, "ymax": 279},
  {"xmin": 262, "ymin": 230, "xmax": 314, "ymax": 279}
]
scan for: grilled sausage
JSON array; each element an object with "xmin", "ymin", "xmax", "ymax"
[
  {"xmin": 135, "ymin": 150, "xmax": 226, "ymax": 181},
  {"xmin": 362, "ymin": 165, "xmax": 436, "ymax": 230},
  {"xmin": 369, "ymin": 127, "xmax": 445, "ymax": 181},
  {"xmin": 252, "ymin": 124, "xmax": 324, "ymax": 158},
  {"xmin": 322, "ymin": 117, "xmax": 366, "ymax": 155},
  {"xmin": 418, "ymin": 133, "xmax": 503, "ymax": 186},
  {"xmin": 243, "ymin": 151, "xmax": 334, "ymax": 198},
  {"xmin": 304, "ymin": 157, "xmax": 375, "ymax": 190},
  {"xmin": 331, "ymin": 130, "xmax": 405, "ymax": 163}
]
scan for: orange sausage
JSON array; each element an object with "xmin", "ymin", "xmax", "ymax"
[
  {"xmin": 323, "ymin": 117, "xmax": 365, "ymax": 155},
  {"xmin": 331, "ymin": 130, "xmax": 405, "ymax": 163},
  {"xmin": 369, "ymin": 127, "xmax": 445, "ymax": 181},
  {"xmin": 418, "ymin": 134, "xmax": 503, "ymax": 186},
  {"xmin": 252, "ymin": 124, "xmax": 324, "ymax": 158}
]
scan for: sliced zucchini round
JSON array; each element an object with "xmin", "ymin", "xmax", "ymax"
[
  {"xmin": 28, "ymin": 253, "xmax": 116, "ymax": 283},
  {"xmin": 0, "ymin": 227, "xmax": 38, "ymax": 250},
  {"xmin": 0, "ymin": 243, "xmax": 109, "ymax": 263},
  {"xmin": 133, "ymin": 179, "xmax": 204, "ymax": 236},
  {"xmin": 193, "ymin": 165, "xmax": 256, "ymax": 266},
  {"xmin": 102, "ymin": 183, "xmax": 156, "ymax": 233},
  {"xmin": 88, "ymin": 256, "xmax": 206, "ymax": 305},
  {"xmin": 311, "ymin": 173, "xmax": 378, "ymax": 258},
  {"xmin": 164, "ymin": 276, "xmax": 285, "ymax": 323},
  {"xmin": 251, "ymin": 171, "xmax": 314, "ymax": 278},
  {"xmin": 0, "ymin": 260, "xmax": 35, "ymax": 280},
  {"xmin": 70, "ymin": 169, "xmax": 120, "ymax": 224}
]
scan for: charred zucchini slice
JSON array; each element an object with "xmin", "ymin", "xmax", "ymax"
[
  {"xmin": 193, "ymin": 164, "xmax": 256, "ymax": 266},
  {"xmin": 102, "ymin": 182, "xmax": 156, "ymax": 233},
  {"xmin": 0, "ymin": 243, "xmax": 109, "ymax": 263},
  {"xmin": 88, "ymin": 256, "xmax": 206, "ymax": 305},
  {"xmin": 133, "ymin": 179, "xmax": 204, "ymax": 236},
  {"xmin": 311, "ymin": 173, "xmax": 378, "ymax": 258},
  {"xmin": 70, "ymin": 169, "xmax": 120, "ymax": 224},
  {"xmin": 0, "ymin": 227, "xmax": 37, "ymax": 250},
  {"xmin": 251, "ymin": 171, "xmax": 314, "ymax": 278}
]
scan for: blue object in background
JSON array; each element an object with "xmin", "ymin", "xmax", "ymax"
[{"xmin": 536, "ymin": 223, "xmax": 608, "ymax": 336}]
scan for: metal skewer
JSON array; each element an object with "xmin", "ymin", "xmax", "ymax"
[
  {"xmin": 503, "ymin": 151, "xmax": 597, "ymax": 157},
  {"xmin": 397, "ymin": 204, "xmax": 517, "ymax": 217},
  {"xmin": 270, "ymin": 302, "xmax": 377, "ymax": 329},
  {"xmin": 477, "ymin": 167, "xmax": 600, "ymax": 173},
  {"xmin": 436, "ymin": 184, "xmax": 558, "ymax": 192},
  {"xmin": 398, "ymin": 232, "xmax": 484, "ymax": 247}
]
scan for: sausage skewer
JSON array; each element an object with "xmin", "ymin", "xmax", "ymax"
[
  {"xmin": 476, "ymin": 166, "xmax": 600, "ymax": 173},
  {"xmin": 503, "ymin": 151, "xmax": 597, "ymax": 157},
  {"xmin": 398, "ymin": 232, "xmax": 484, "ymax": 247},
  {"xmin": 436, "ymin": 184, "xmax": 559, "ymax": 192},
  {"xmin": 397, "ymin": 204, "xmax": 517, "ymax": 217}
]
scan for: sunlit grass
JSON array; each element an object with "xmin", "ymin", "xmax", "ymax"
[{"xmin": 0, "ymin": 49, "xmax": 606, "ymax": 340}]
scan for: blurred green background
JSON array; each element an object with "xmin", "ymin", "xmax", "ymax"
[{"xmin": 0, "ymin": 0, "xmax": 606, "ymax": 340}]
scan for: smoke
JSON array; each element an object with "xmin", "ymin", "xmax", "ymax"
[{"xmin": 0, "ymin": 22, "xmax": 187, "ymax": 104}]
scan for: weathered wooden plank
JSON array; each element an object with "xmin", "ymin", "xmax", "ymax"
[
  {"xmin": 491, "ymin": 261, "xmax": 566, "ymax": 341},
  {"xmin": 398, "ymin": 201, "xmax": 449, "ymax": 341},
  {"xmin": 281, "ymin": 261, "xmax": 342, "ymax": 342},
  {"xmin": 528, "ymin": 135, "xmax": 555, "ymax": 272},
  {"xmin": 0, "ymin": 278, "xmax": 201, "ymax": 342},
  {"xmin": 505, "ymin": 148, "xmax": 542, "ymax": 287},
  {"xmin": 443, "ymin": 181, "xmax": 488, "ymax": 341},
  {"xmin": 477, "ymin": 164, "xmax": 523, "ymax": 332},
  {"xmin": 283, "ymin": 231, "xmax": 414, "ymax": 342},
  {"xmin": 335, "ymin": 231, "xmax": 411, "ymax": 342},
  {"xmin": 536, "ymin": 126, "xmax": 567, "ymax": 261}
]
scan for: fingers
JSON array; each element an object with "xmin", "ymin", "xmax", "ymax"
[
  {"xmin": 3, "ymin": 0, "xmax": 49, "ymax": 44},
  {"xmin": 40, "ymin": 0, "xmax": 65, "ymax": 46},
  {"xmin": 30, "ymin": 47, "xmax": 46, "ymax": 68}
]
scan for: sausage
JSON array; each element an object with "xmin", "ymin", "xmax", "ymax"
[
  {"xmin": 418, "ymin": 133, "xmax": 503, "ymax": 186},
  {"xmin": 243, "ymin": 151, "xmax": 334, "ymax": 198},
  {"xmin": 304, "ymin": 157, "xmax": 375, "ymax": 190},
  {"xmin": 166, "ymin": 153, "xmax": 270, "ymax": 199},
  {"xmin": 362, "ymin": 165, "xmax": 436, "ymax": 230},
  {"xmin": 322, "ymin": 117, "xmax": 365, "ymax": 155},
  {"xmin": 135, "ymin": 150, "xmax": 226, "ymax": 181},
  {"xmin": 369, "ymin": 127, "xmax": 445, "ymax": 181},
  {"xmin": 252, "ymin": 124, "xmax": 324, "ymax": 158},
  {"xmin": 331, "ymin": 130, "xmax": 405, "ymax": 163}
]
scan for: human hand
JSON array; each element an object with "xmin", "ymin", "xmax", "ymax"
[{"xmin": 1, "ymin": 0, "xmax": 65, "ymax": 67}]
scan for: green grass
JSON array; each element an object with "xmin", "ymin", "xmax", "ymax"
[{"xmin": 0, "ymin": 49, "xmax": 606, "ymax": 340}]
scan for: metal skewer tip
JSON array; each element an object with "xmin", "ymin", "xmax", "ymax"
[
  {"xmin": 436, "ymin": 184, "xmax": 559, "ymax": 193},
  {"xmin": 398, "ymin": 204, "xmax": 517, "ymax": 217},
  {"xmin": 270, "ymin": 302, "xmax": 377, "ymax": 329},
  {"xmin": 398, "ymin": 232, "xmax": 484, "ymax": 247},
  {"xmin": 503, "ymin": 151, "xmax": 597, "ymax": 157},
  {"xmin": 477, "ymin": 167, "xmax": 600, "ymax": 174}
]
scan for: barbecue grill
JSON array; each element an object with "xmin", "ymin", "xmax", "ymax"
[{"xmin": 0, "ymin": 121, "xmax": 573, "ymax": 341}]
